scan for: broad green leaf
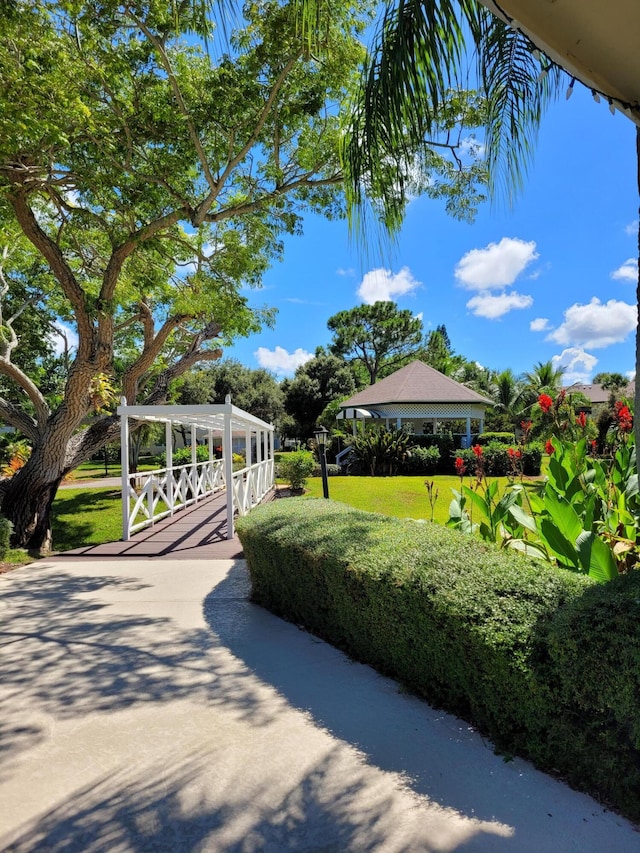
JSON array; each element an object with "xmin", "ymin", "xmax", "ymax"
[
  {"xmin": 539, "ymin": 517, "xmax": 579, "ymax": 567},
  {"xmin": 575, "ymin": 531, "xmax": 618, "ymax": 582},
  {"xmin": 508, "ymin": 503, "xmax": 537, "ymax": 533},
  {"xmin": 543, "ymin": 488, "xmax": 583, "ymax": 545}
]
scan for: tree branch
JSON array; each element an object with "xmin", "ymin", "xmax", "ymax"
[
  {"xmin": 0, "ymin": 397, "xmax": 40, "ymax": 441},
  {"xmin": 0, "ymin": 358, "xmax": 50, "ymax": 426}
]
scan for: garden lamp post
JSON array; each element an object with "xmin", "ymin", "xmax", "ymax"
[{"xmin": 314, "ymin": 425, "xmax": 330, "ymax": 499}]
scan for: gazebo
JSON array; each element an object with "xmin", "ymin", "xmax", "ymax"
[
  {"xmin": 118, "ymin": 399, "xmax": 275, "ymax": 541},
  {"xmin": 337, "ymin": 361, "xmax": 493, "ymax": 448}
]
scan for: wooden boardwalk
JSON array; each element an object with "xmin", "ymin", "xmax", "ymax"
[{"xmin": 58, "ymin": 488, "xmax": 276, "ymax": 561}]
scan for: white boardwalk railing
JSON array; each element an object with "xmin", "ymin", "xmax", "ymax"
[
  {"xmin": 125, "ymin": 457, "xmax": 273, "ymax": 537},
  {"xmin": 231, "ymin": 458, "xmax": 274, "ymax": 516},
  {"xmin": 127, "ymin": 459, "xmax": 225, "ymax": 535}
]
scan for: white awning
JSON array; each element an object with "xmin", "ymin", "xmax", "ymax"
[{"xmin": 336, "ymin": 407, "xmax": 383, "ymax": 420}]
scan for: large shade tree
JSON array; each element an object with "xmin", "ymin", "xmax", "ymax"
[{"xmin": 0, "ymin": 0, "xmax": 378, "ymax": 551}]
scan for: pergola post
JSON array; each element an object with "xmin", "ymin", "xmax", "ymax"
[
  {"xmin": 466, "ymin": 417, "xmax": 472, "ymax": 448},
  {"xmin": 223, "ymin": 410, "xmax": 234, "ymax": 539},
  {"xmin": 166, "ymin": 420, "xmax": 174, "ymax": 514},
  {"xmin": 120, "ymin": 399, "xmax": 130, "ymax": 541},
  {"xmin": 245, "ymin": 426, "xmax": 252, "ymax": 467},
  {"xmin": 191, "ymin": 423, "xmax": 198, "ymax": 501}
]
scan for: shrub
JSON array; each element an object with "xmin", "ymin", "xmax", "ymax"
[
  {"xmin": 278, "ymin": 449, "xmax": 315, "ymax": 490},
  {"xmin": 454, "ymin": 443, "xmax": 542, "ymax": 477},
  {"xmin": 522, "ymin": 442, "xmax": 542, "ymax": 476},
  {"xmin": 477, "ymin": 432, "xmax": 515, "ymax": 445},
  {"xmin": 0, "ymin": 514, "xmax": 12, "ymax": 559},
  {"xmin": 352, "ymin": 427, "xmax": 412, "ymax": 476},
  {"xmin": 237, "ymin": 500, "xmax": 640, "ymax": 821},
  {"xmin": 402, "ymin": 445, "xmax": 440, "ymax": 475},
  {"xmin": 411, "ymin": 434, "xmax": 454, "ymax": 471},
  {"xmin": 161, "ymin": 445, "xmax": 210, "ymax": 465}
]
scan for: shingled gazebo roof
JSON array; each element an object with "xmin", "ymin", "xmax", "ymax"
[{"xmin": 341, "ymin": 361, "xmax": 493, "ymax": 408}]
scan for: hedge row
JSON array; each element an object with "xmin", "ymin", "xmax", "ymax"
[
  {"xmin": 236, "ymin": 499, "xmax": 640, "ymax": 821},
  {"xmin": 456, "ymin": 442, "xmax": 543, "ymax": 476}
]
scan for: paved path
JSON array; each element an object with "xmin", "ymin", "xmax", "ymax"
[{"xmin": 1, "ymin": 558, "xmax": 638, "ymax": 852}]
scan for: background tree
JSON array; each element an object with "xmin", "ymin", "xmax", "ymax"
[
  {"xmin": 0, "ymin": 0, "xmax": 374, "ymax": 551},
  {"xmin": 327, "ymin": 301, "xmax": 424, "ymax": 384},
  {"xmin": 282, "ymin": 350, "xmax": 356, "ymax": 438},
  {"xmin": 173, "ymin": 360, "xmax": 285, "ymax": 427},
  {"xmin": 592, "ymin": 372, "xmax": 630, "ymax": 397}
]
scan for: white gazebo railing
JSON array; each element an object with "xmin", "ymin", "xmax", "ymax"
[{"xmin": 118, "ymin": 401, "xmax": 275, "ymax": 540}]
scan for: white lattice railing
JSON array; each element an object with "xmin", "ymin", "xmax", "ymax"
[
  {"xmin": 127, "ymin": 459, "xmax": 225, "ymax": 535},
  {"xmin": 231, "ymin": 458, "xmax": 274, "ymax": 517}
]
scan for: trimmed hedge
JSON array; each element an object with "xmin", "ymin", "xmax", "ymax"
[
  {"xmin": 456, "ymin": 442, "xmax": 542, "ymax": 476},
  {"xmin": 236, "ymin": 499, "xmax": 640, "ymax": 821}
]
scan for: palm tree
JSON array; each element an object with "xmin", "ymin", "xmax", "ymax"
[{"xmin": 491, "ymin": 368, "xmax": 524, "ymax": 419}]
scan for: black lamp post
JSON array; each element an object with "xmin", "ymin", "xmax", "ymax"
[{"xmin": 313, "ymin": 425, "xmax": 330, "ymax": 499}]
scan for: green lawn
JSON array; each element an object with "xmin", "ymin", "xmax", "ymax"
[
  {"xmin": 303, "ymin": 475, "xmax": 503, "ymax": 524},
  {"xmin": 52, "ymin": 487, "xmax": 123, "ymax": 551},
  {"xmin": 71, "ymin": 457, "xmax": 158, "ymax": 480}
]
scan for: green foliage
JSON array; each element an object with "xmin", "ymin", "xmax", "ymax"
[
  {"xmin": 236, "ymin": 499, "xmax": 640, "ymax": 821},
  {"xmin": 411, "ymin": 433, "xmax": 455, "ymax": 471},
  {"xmin": 278, "ymin": 449, "xmax": 316, "ymax": 490},
  {"xmin": 351, "ymin": 426, "xmax": 412, "ymax": 476},
  {"xmin": 0, "ymin": 514, "xmax": 13, "ymax": 559},
  {"xmin": 161, "ymin": 445, "xmax": 210, "ymax": 466},
  {"xmin": 455, "ymin": 442, "xmax": 541, "ymax": 477},
  {"xmin": 450, "ymin": 433, "xmax": 638, "ymax": 582},
  {"xmin": 477, "ymin": 432, "xmax": 515, "ymax": 445},
  {"xmin": 282, "ymin": 351, "xmax": 356, "ymax": 438},
  {"xmin": 327, "ymin": 301, "xmax": 424, "ymax": 384},
  {"xmin": 172, "ymin": 360, "xmax": 285, "ymax": 428},
  {"xmin": 402, "ymin": 445, "xmax": 440, "ymax": 475}
]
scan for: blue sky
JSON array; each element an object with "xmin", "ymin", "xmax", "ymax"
[{"xmin": 224, "ymin": 83, "xmax": 638, "ymax": 385}]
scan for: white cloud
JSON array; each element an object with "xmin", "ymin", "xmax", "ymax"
[
  {"xmin": 357, "ymin": 266, "xmax": 421, "ymax": 304},
  {"xmin": 466, "ymin": 291, "xmax": 533, "ymax": 319},
  {"xmin": 626, "ymin": 370, "xmax": 636, "ymax": 381},
  {"xmin": 455, "ymin": 237, "xmax": 539, "ymax": 290},
  {"xmin": 547, "ymin": 298, "xmax": 637, "ymax": 349},
  {"xmin": 413, "ymin": 312, "xmax": 424, "ymax": 322},
  {"xmin": 49, "ymin": 321, "xmax": 78, "ymax": 356},
  {"xmin": 254, "ymin": 346, "xmax": 313, "ymax": 376},
  {"xmin": 336, "ymin": 267, "xmax": 355, "ymax": 277},
  {"xmin": 530, "ymin": 317, "xmax": 550, "ymax": 332},
  {"xmin": 625, "ymin": 220, "xmax": 638, "ymax": 236},
  {"xmin": 552, "ymin": 348, "xmax": 598, "ymax": 385},
  {"xmin": 611, "ymin": 258, "xmax": 638, "ymax": 282}
]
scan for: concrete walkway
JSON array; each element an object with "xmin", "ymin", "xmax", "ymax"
[{"xmin": 0, "ymin": 558, "xmax": 638, "ymax": 852}]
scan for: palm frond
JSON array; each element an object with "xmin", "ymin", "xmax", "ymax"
[{"xmin": 473, "ymin": 9, "xmax": 562, "ymax": 204}]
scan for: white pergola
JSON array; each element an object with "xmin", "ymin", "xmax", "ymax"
[{"xmin": 118, "ymin": 400, "xmax": 275, "ymax": 541}]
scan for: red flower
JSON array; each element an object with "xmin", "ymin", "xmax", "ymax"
[
  {"xmin": 507, "ymin": 447, "xmax": 515, "ymax": 458},
  {"xmin": 576, "ymin": 411, "xmax": 587, "ymax": 429},
  {"xmin": 472, "ymin": 444, "xmax": 483, "ymax": 458},
  {"xmin": 455, "ymin": 457, "xmax": 466, "ymax": 475},
  {"xmin": 515, "ymin": 449, "xmax": 522, "ymax": 459},
  {"xmin": 614, "ymin": 401, "xmax": 633, "ymax": 433},
  {"xmin": 538, "ymin": 394, "xmax": 553, "ymax": 413},
  {"xmin": 545, "ymin": 439, "xmax": 555, "ymax": 455},
  {"xmin": 520, "ymin": 420, "xmax": 532, "ymax": 434}
]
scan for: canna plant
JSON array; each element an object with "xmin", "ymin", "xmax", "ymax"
[{"xmin": 448, "ymin": 394, "xmax": 639, "ymax": 582}]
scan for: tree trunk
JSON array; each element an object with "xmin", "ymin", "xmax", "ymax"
[
  {"xmin": 0, "ymin": 415, "xmax": 123, "ymax": 553},
  {"xmin": 1, "ymin": 457, "xmax": 64, "ymax": 553},
  {"xmin": 636, "ymin": 127, "xmax": 640, "ymax": 469}
]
